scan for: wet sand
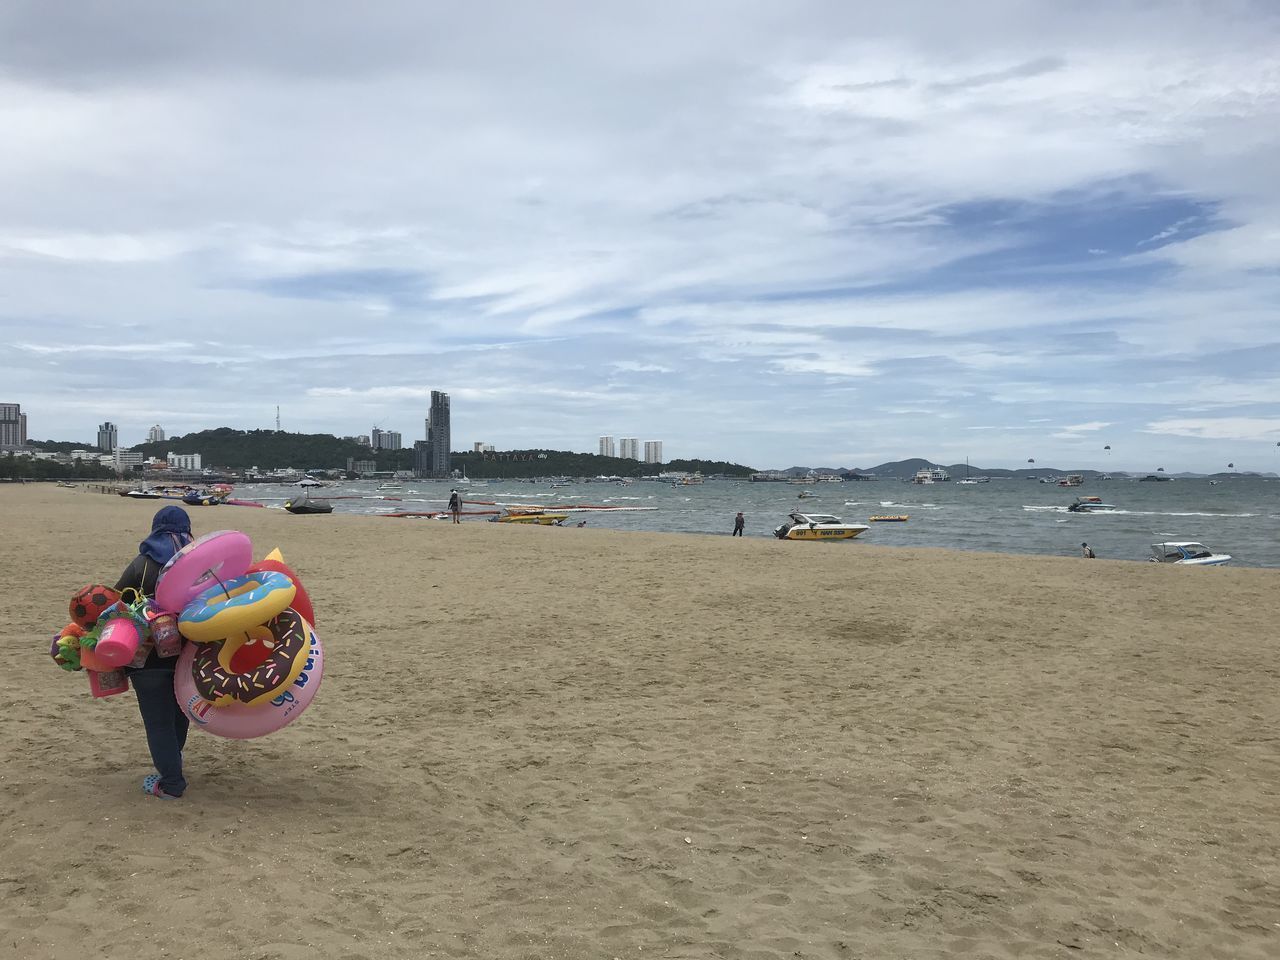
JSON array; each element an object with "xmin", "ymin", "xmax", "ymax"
[{"xmin": 1, "ymin": 483, "xmax": 1278, "ymax": 959}]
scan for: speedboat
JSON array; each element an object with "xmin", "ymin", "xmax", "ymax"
[
  {"xmin": 490, "ymin": 507, "xmax": 569, "ymax": 525},
  {"xmin": 797, "ymin": 490, "xmax": 818, "ymax": 499},
  {"xmin": 774, "ymin": 512, "xmax": 869, "ymax": 541},
  {"xmin": 284, "ymin": 495, "xmax": 334, "ymax": 515},
  {"xmin": 1067, "ymin": 496, "xmax": 1116, "ymax": 513},
  {"xmin": 296, "ymin": 477, "xmax": 327, "ymax": 488},
  {"xmin": 1148, "ymin": 542, "xmax": 1231, "ymax": 566}
]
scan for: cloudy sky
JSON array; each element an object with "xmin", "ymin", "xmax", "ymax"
[{"xmin": 3, "ymin": 1, "xmax": 1280, "ymax": 471}]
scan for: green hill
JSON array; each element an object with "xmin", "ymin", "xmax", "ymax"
[{"xmin": 128, "ymin": 429, "xmax": 754, "ymax": 477}]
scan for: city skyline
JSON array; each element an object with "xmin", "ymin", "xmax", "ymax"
[{"xmin": 3, "ymin": 5, "xmax": 1279, "ymax": 472}]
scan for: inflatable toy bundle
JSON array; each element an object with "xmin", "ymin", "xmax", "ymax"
[{"xmin": 51, "ymin": 531, "xmax": 324, "ymax": 740}]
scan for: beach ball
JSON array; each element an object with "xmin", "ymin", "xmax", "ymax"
[{"xmin": 69, "ymin": 584, "xmax": 122, "ymax": 630}]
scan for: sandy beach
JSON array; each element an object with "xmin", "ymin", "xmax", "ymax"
[{"xmin": 1, "ymin": 483, "xmax": 1277, "ymax": 959}]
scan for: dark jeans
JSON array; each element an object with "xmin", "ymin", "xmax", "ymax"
[
  {"xmin": 732, "ymin": 527, "xmax": 744, "ymax": 536},
  {"xmin": 131, "ymin": 668, "xmax": 189, "ymax": 796}
]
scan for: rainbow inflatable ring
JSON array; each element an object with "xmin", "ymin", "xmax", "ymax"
[{"xmin": 160, "ymin": 532, "xmax": 324, "ymax": 739}]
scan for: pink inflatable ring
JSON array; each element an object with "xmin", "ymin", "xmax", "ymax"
[
  {"xmin": 156, "ymin": 531, "xmax": 253, "ymax": 614},
  {"xmin": 174, "ymin": 619, "xmax": 324, "ymax": 740}
]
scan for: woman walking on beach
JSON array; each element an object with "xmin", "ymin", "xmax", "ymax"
[
  {"xmin": 115, "ymin": 506, "xmax": 194, "ymax": 800},
  {"xmin": 448, "ymin": 490, "xmax": 462, "ymax": 524},
  {"xmin": 732, "ymin": 512, "xmax": 745, "ymax": 536}
]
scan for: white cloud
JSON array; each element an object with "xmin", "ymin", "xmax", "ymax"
[
  {"xmin": 1144, "ymin": 418, "xmax": 1280, "ymax": 441},
  {"xmin": 2, "ymin": 2, "xmax": 1280, "ymax": 469}
]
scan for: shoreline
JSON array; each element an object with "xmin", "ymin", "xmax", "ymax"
[{"xmin": 3, "ymin": 484, "xmax": 1278, "ymax": 959}]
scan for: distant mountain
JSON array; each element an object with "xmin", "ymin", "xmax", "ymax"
[{"xmin": 777, "ymin": 459, "xmax": 1280, "ymax": 480}]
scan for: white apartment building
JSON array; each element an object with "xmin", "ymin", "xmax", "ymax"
[
  {"xmin": 167, "ymin": 452, "xmax": 203, "ymax": 470},
  {"xmin": 147, "ymin": 424, "xmax": 165, "ymax": 443},
  {"xmin": 598, "ymin": 436, "xmax": 616, "ymax": 457},
  {"xmin": 643, "ymin": 440, "xmax": 664, "ymax": 464},
  {"xmin": 619, "ymin": 438, "xmax": 640, "ymax": 460}
]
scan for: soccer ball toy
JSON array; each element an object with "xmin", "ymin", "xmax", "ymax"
[{"xmin": 70, "ymin": 584, "xmax": 122, "ymax": 630}]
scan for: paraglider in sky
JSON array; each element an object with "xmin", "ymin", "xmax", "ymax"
[
  {"xmin": 1157, "ymin": 466, "xmax": 1165, "ymax": 472},
  {"xmin": 1104, "ymin": 445, "xmax": 1111, "ymax": 451},
  {"xmin": 1027, "ymin": 458, "xmax": 1035, "ymax": 464},
  {"xmin": 1228, "ymin": 463, "xmax": 1234, "ymax": 468}
]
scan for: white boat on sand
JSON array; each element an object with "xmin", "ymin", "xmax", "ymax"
[{"xmin": 1148, "ymin": 542, "xmax": 1231, "ymax": 566}]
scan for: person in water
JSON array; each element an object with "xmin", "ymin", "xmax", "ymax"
[
  {"xmin": 448, "ymin": 489, "xmax": 462, "ymax": 524},
  {"xmin": 115, "ymin": 505, "xmax": 194, "ymax": 800},
  {"xmin": 1081, "ymin": 542, "xmax": 1096, "ymax": 559},
  {"xmin": 732, "ymin": 512, "xmax": 745, "ymax": 537}
]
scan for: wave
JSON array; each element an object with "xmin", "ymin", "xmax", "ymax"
[{"xmin": 1024, "ymin": 505, "xmax": 1258, "ymax": 519}]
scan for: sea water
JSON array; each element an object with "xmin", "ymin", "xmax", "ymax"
[{"xmin": 235, "ymin": 477, "xmax": 1280, "ymax": 568}]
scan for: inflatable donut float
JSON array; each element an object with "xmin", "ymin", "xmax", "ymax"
[
  {"xmin": 174, "ymin": 618, "xmax": 324, "ymax": 740},
  {"xmin": 178, "ymin": 570, "xmax": 296, "ymax": 643},
  {"xmin": 189, "ymin": 608, "xmax": 310, "ymax": 707}
]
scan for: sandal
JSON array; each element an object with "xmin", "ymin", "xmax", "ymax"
[{"xmin": 142, "ymin": 774, "xmax": 180, "ymax": 800}]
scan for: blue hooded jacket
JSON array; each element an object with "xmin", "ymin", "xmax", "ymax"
[{"xmin": 139, "ymin": 506, "xmax": 194, "ymax": 565}]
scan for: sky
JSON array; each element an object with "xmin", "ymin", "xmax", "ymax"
[{"xmin": 3, "ymin": 1, "xmax": 1280, "ymax": 472}]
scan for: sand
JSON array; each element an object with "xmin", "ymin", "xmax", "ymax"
[{"xmin": 1, "ymin": 483, "xmax": 1278, "ymax": 960}]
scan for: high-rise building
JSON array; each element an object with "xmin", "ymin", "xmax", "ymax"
[
  {"xmin": 371, "ymin": 426, "xmax": 384, "ymax": 449},
  {"xmin": 412, "ymin": 440, "xmax": 432, "ymax": 477},
  {"xmin": 147, "ymin": 424, "xmax": 165, "ymax": 443},
  {"xmin": 643, "ymin": 440, "xmax": 664, "ymax": 464},
  {"xmin": 382, "ymin": 430, "xmax": 401, "ymax": 451},
  {"xmin": 97, "ymin": 421, "xmax": 118, "ymax": 452},
  {"xmin": 427, "ymin": 390, "xmax": 451, "ymax": 477},
  {"xmin": 598, "ymin": 436, "xmax": 616, "ymax": 457},
  {"xmin": 0, "ymin": 403, "xmax": 26, "ymax": 449},
  {"xmin": 619, "ymin": 438, "xmax": 640, "ymax": 460}
]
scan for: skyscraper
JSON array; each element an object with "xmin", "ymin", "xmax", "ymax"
[
  {"xmin": 643, "ymin": 440, "xmax": 664, "ymax": 464},
  {"xmin": 147, "ymin": 424, "xmax": 165, "ymax": 443},
  {"xmin": 0, "ymin": 403, "xmax": 26, "ymax": 449},
  {"xmin": 427, "ymin": 390, "xmax": 451, "ymax": 477},
  {"xmin": 598, "ymin": 436, "xmax": 616, "ymax": 457},
  {"xmin": 382, "ymin": 430, "xmax": 401, "ymax": 451},
  {"xmin": 371, "ymin": 426, "xmax": 385, "ymax": 450},
  {"xmin": 97, "ymin": 421, "xmax": 118, "ymax": 452},
  {"xmin": 619, "ymin": 437, "xmax": 640, "ymax": 460}
]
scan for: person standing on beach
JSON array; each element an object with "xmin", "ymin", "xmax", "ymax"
[
  {"xmin": 115, "ymin": 506, "xmax": 194, "ymax": 800},
  {"xmin": 448, "ymin": 489, "xmax": 462, "ymax": 524},
  {"xmin": 732, "ymin": 512, "xmax": 745, "ymax": 536},
  {"xmin": 1081, "ymin": 542, "xmax": 1096, "ymax": 558}
]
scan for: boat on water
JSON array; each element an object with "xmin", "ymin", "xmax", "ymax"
[
  {"xmin": 797, "ymin": 490, "xmax": 818, "ymax": 499},
  {"xmin": 1148, "ymin": 542, "xmax": 1231, "ymax": 566},
  {"xmin": 912, "ymin": 467, "xmax": 950, "ymax": 484},
  {"xmin": 295, "ymin": 476, "xmax": 327, "ymax": 488},
  {"xmin": 284, "ymin": 495, "xmax": 333, "ymax": 515},
  {"xmin": 56, "ymin": 480, "xmax": 76, "ymax": 488},
  {"xmin": 489, "ymin": 507, "xmax": 570, "ymax": 525},
  {"xmin": 773, "ymin": 512, "xmax": 869, "ymax": 541},
  {"xmin": 121, "ymin": 483, "xmax": 232, "ymax": 504},
  {"xmin": 954, "ymin": 459, "xmax": 989, "ymax": 484},
  {"xmin": 868, "ymin": 514, "xmax": 908, "ymax": 522},
  {"xmin": 1139, "ymin": 474, "xmax": 1172, "ymax": 482},
  {"xmin": 1067, "ymin": 496, "xmax": 1115, "ymax": 513},
  {"xmin": 1058, "ymin": 474, "xmax": 1084, "ymax": 487}
]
